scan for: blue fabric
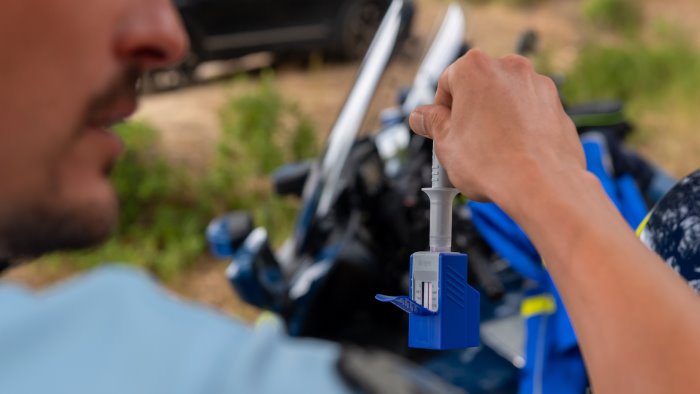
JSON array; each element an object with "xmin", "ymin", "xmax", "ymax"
[
  {"xmin": 615, "ymin": 174, "xmax": 648, "ymax": 228},
  {"xmin": 469, "ymin": 133, "xmax": 648, "ymax": 394},
  {"xmin": 518, "ymin": 277, "xmax": 586, "ymax": 394},
  {"xmin": 519, "ymin": 301, "xmax": 586, "ymax": 394},
  {"xmin": 470, "ymin": 204, "xmax": 546, "ymax": 283},
  {"xmin": 0, "ymin": 265, "xmax": 352, "ymax": 394},
  {"xmin": 580, "ymin": 134, "xmax": 646, "ymax": 228}
]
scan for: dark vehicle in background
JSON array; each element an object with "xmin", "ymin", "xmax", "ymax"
[{"xmin": 152, "ymin": 0, "xmax": 414, "ymax": 88}]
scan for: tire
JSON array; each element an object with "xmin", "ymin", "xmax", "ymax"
[{"xmin": 334, "ymin": 0, "xmax": 384, "ymax": 60}]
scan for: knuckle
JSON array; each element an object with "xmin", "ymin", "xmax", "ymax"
[
  {"xmin": 462, "ymin": 48, "xmax": 490, "ymax": 70},
  {"xmin": 449, "ymin": 48, "xmax": 494, "ymax": 86},
  {"xmin": 428, "ymin": 109, "xmax": 450, "ymax": 137},
  {"xmin": 562, "ymin": 114, "xmax": 577, "ymax": 131},
  {"xmin": 502, "ymin": 54, "xmax": 533, "ymax": 73},
  {"xmin": 439, "ymin": 66, "xmax": 452, "ymax": 88},
  {"xmin": 540, "ymin": 76, "xmax": 559, "ymax": 96}
]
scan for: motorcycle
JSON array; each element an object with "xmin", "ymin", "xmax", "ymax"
[{"xmin": 207, "ymin": 2, "xmax": 676, "ymax": 392}]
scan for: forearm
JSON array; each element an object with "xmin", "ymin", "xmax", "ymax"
[
  {"xmin": 410, "ymin": 50, "xmax": 700, "ymax": 392},
  {"xmin": 498, "ymin": 166, "xmax": 700, "ymax": 393}
]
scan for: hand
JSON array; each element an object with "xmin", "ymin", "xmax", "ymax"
[
  {"xmin": 411, "ymin": 50, "xmax": 700, "ymax": 394},
  {"xmin": 409, "ymin": 49, "xmax": 585, "ymax": 207}
]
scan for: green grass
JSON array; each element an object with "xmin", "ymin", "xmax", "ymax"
[
  {"xmin": 583, "ymin": 0, "xmax": 642, "ymax": 36},
  {"xmin": 40, "ymin": 73, "xmax": 318, "ymax": 280}
]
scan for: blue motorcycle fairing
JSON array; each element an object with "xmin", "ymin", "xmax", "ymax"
[{"xmin": 469, "ymin": 132, "xmax": 649, "ymax": 394}]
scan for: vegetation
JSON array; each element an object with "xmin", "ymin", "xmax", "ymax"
[
  {"xmin": 462, "ymin": 0, "xmax": 547, "ymax": 7},
  {"xmin": 32, "ymin": 1, "xmax": 700, "ymax": 282},
  {"xmin": 40, "ymin": 74, "xmax": 318, "ymax": 280},
  {"xmin": 563, "ymin": 34, "xmax": 700, "ymax": 104},
  {"xmin": 561, "ymin": 21, "xmax": 700, "ymax": 176},
  {"xmin": 583, "ymin": 0, "xmax": 642, "ymax": 36}
]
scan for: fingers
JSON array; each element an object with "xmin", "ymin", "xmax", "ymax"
[
  {"xmin": 409, "ymin": 47, "xmax": 588, "ymax": 208},
  {"xmin": 434, "ymin": 68, "xmax": 453, "ymax": 109},
  {"xmin": 433, "ymin": 48, "xmax": 490, "ymax": 108},
  {"xmin": 409, "ymin": 104, "xmax": 451, "ymax": 140}
]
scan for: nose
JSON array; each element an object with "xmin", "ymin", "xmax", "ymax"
[{"xmin": 115, "ymin": 0, "xmax": 190, "ymax": 71}]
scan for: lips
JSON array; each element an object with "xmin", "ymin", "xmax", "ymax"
[
  {"xmin": 84, "ymin": 97, "xmax": 138, "ymax": 173},
  {"xmin": 86, "ymin": 98, "xmax": 138, "ymax": 130}
]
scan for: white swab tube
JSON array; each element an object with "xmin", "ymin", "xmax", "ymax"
[{"xmin": 422, "ymin": 145, "xmax": 459, "ymax": 252}]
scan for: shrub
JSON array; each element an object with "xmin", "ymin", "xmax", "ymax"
[
  {"xmin": 562, "ymin": 35, "xmax": 700, "ymax": 104},
  {"xmin": 204, "ymin": 73, "xmax": 318, "ymax": 245},
  {"xmin": 562, "ymin": 26, "xmax": 700, "ymax": 176},
  {"xmin": 461, "ymin": 0, "xmax": 548, "ymax": 7},
  {"xmin": 583, "ymin": 0, "xmax": 642, "ymax": 36}
]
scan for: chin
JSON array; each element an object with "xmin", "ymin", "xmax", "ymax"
[
  {"xmin": 0, "ymin": 183, "xmax": 120, "ymax": 260},
  {"xmin": 70, "ymin": 186, "xmax": 120, "ymax": 245}
]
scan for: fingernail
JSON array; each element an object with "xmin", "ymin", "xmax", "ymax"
[{"xmin": 409, "ymin": 111, "xmax": 426, "ymax": 136}]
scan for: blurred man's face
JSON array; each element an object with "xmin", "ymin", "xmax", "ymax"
[{"xmin": 0, "ymin": 1, "xmax": 187, "ymax": 259}]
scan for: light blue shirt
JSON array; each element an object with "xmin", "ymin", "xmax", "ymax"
[{"xmin": 0, "ymin": 265, "xmax": 353, "ymax": 394}]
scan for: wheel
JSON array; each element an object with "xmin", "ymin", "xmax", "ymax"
[{"xmin": 334, "ymin": 0, "xmax": 384, "ymax": 60}]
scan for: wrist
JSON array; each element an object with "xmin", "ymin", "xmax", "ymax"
[
  {"xmin": 492, "ymin": 164, "xmax": 621, "ymax": 267},
  {"xmin": 492, "ymin": 161, "xmax": 597, "ymax": 216}
]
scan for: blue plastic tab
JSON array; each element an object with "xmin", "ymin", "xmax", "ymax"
[
  {"xmin": 376, "ymin": 251, "xmax": 480, "ymax": 350},
  {"xmin": 375, "ymin": 295, "xmax": 438, "ymax": 315}
]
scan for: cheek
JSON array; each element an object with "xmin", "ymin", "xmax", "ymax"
[
  {"xmin": 0, "ymin": 128, "xmax": 65, "ymax": 212},
  {"xmin": 0, "ymin": 1, "xmax": 123, "ymax": 189},
  {"xmin": 0, "ymin": 1, "xmax": 126, "ymax": 214}
]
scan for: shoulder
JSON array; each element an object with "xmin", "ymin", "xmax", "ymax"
[
  {"xmin": 0, "ymin": 264, "xmax": 251, "ymax": 335},
  {"xmin": 0, "ymin": 265, "xmax": 353, "ymax": 393},
  {"xmin": 0, "ymin": 265, "xmax": 248, "ymax": 392},
  {"xmin": 2, "ymin": 265, "xmax": 181, "ymax": 317},
  {"xmin": 0, "ymin": 264, "xmax": 151, "ymax": 316},
  {"xmin": 640, "ymin": 169, "xmax": 700, "ymax": 291}
]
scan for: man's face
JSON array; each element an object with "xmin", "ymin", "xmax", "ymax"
[{"xmin": 0, "ymin": 1, "xmax": 187, "ymax": 258}]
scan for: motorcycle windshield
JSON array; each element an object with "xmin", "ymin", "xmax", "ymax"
[{"xmin": 292, "ymin": 0, "xmax": 406, "ymax": 252}]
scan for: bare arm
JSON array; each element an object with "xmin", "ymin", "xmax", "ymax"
[{"xmin": 410, "ymin": 49, "xmax": 700, "ymax": 393}]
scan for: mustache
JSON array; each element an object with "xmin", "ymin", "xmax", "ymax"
[{"xmin": 82, "ymin": 66, "xmax": 142, "ymax": 128}]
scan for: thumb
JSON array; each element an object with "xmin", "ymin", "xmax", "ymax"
[{"xmin": 409, "ymin": 104, "xmax": 451, "ymax": 140}]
